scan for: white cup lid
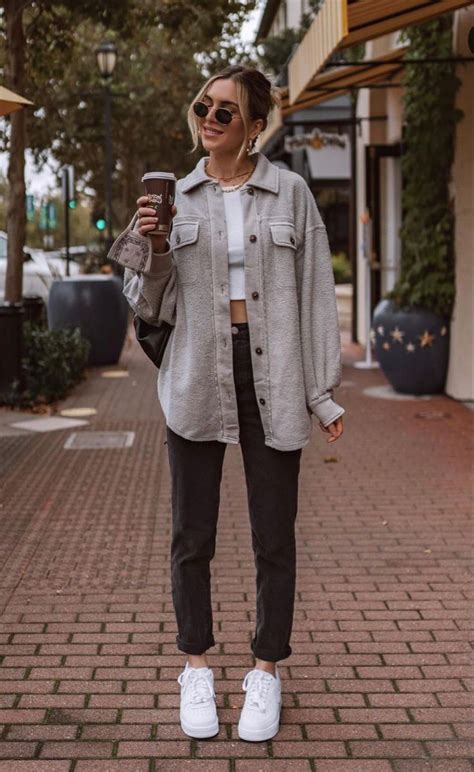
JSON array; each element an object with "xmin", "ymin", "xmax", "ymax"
[{"xmin": 142, "ymin": 172, "xmax": 177, "ymax": 182}]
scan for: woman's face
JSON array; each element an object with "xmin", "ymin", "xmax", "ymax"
[{"xmin": 197, "ymin": 78, "xmax": 259, "ymax": 156}]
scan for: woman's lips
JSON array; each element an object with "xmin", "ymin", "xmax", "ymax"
[{"xmin": 203, "ymin": 125, "xmax": 223, "ymax": 137}]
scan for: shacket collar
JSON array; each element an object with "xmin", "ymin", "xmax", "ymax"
[{"xmin": 180, "ymin": 151, "xmax": 280, "ymax": 194}]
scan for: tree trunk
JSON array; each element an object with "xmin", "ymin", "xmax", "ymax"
[{"xmin": 4, "ymin": 0, "xmax": 27, "ymax": 304}]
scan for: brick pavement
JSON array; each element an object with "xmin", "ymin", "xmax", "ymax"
[{"xmin": 0, "ymin": 319, "xmax": 472, "ymax": 771}]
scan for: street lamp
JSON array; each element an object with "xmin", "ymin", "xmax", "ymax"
[{"xmin": 95, "ymin": 41, "xmax": 117, "ymax": 250}]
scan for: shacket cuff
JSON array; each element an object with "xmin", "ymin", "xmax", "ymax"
[
  {"xmin": 130, "ymin": 212, "xmax": 173, "ymax": 276},
  {"xmin": 309, "ymin": 393, "xmax": 345, "ymax": 427}
]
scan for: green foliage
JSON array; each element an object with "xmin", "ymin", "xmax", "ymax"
[
  {"xmin": 384, "ymin": 15, "xmax": 463, "ymax": 319},
  {"xmin": 0, "ymin": 0, "xmax": 258, "ymax": 224},
  {"xmin": 1, "ymin": 321, "xmax": 91, "ymax": 408},
  {"xmin": 332, "ymin": 251, "xmax": 352, "ymax": 284},
  {"xmin": 257, "ymin": 27, "xmax": 302, "ymax": 77}
]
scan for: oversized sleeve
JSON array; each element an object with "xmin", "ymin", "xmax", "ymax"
[
  {"xmin": 107, "ymin": 212, "xmax": 177, "ymax": 326},
  {"xmin": 295, "ymin": 186, "xmax": 346, "ymax": 428}
]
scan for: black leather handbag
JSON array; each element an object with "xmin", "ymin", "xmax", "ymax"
[{"xmin": 133, "ymin": 314, "xmax": 173, "ymax": 368}]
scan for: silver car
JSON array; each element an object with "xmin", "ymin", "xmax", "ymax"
[{"xmin": 0, "ymin": 230, "xmax": 81, "ymax": 301}]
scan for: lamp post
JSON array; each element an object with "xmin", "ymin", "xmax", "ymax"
[{"xmin": 95, "ymin": 41, "xmax": 117, "ymax": 250}]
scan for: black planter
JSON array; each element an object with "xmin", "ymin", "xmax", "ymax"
[
  {"xmin": 47, "ymin": 275, "xmax": 128, "ymax": 366},
  {"xmin": 0, "ymin": 303, "xmax": 25, "ymax": 397},
  {"xmin": 372, "ymin": 299, "xmax": 450, "ymax": 395},
  {"xmin": 22, "ymin": 295, "xmax": 46, "ymax": 328}
]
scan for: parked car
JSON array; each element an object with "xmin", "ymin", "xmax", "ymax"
[{"xmin": 0, "ymin": 230, "xmax": 81, "ymax": 302}]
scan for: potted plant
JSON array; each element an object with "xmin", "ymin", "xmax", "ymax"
[
  {"xmin": 372, "ymin": 15, "xmax": 463, "ymax": 394},
  {"xmin": 47, "ymin": 243, "xmax": 128, "ymax": 367}
]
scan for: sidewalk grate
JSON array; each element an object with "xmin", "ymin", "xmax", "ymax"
[{"xmin": 64, "ymin": 430, "xmax": 135, "ymax": 449}]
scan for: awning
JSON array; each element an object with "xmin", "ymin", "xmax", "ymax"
[
  {"xmin": 289, "ymin": 0, "xmax": 472, "ymax": 105},
  {"xmin": 0, "ymin": 85, "xmax": 33, "ymax": 117},
  {"xmin": 287, "ymin": 46, "xmax": 407, "ymax": 113},
  {"xmin": 259, "ymin": 46, "xmax": 406, "ymax": 148}
]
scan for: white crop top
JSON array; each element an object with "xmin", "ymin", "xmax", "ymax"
[{"xmin": 221, "ymin": 189, "xmax": 246, "ymax": 300}]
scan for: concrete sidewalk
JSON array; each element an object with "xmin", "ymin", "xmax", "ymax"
[{"xmin": 0, "ymin": 322, "xmax": 472, "ymax": 771}]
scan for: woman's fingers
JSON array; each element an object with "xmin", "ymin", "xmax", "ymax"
[
  {"xmin": 138, "ymin": 223, "xmax": 158, "ymax": 236},
  {"xmin": 319, "ymin": 417, "xmax": 344, "ymax": 442},
  {"xmin": 135, "ymin": 198, "xmax": 177, "ymax": 236},
  {"xmin": 138, "ymin": 207, "xmax": 158, "ymax": 218}
]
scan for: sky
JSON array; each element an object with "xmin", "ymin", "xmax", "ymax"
[{"xmin": 0, "ymin": 2, "xmax": 263, "ymax": 200}]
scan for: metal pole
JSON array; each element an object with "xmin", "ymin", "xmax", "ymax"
[
  {"xmin": 349, "ymin": 87, "xmax": 358, "ymax": 344},
  {"xmin": 64, "ymin": 169, "xmax": 70, "ymax": 276},
  {"xmin": 104, "ymin": 82, "xmax": 113, "ymax": 249}
]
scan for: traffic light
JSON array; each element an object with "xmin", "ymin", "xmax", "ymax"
[
  {"xmin": 68, "ymin": 199, "xmax": 77, "ymax": 210},
  {"xmin": 92, "ymin": 208, "xmax": 107, "ymax": 231}
]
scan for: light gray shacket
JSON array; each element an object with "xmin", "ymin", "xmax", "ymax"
[{"xmin": 108, "ymin": 151, "xmax": 345, "ymax": 451}]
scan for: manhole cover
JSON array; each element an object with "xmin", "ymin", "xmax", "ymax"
[
  {"xmin": 101, "ymin": 370, "xmax": 129, "ymax": 379},
  {"xmin": 60, "ymin": 407, "xmax": 97, "ymax": 417},
  {"xmin": 64, "ymin": 431, "xmax": 135, "ymax": 449},
  {"xmin": 415, "ymin": 410, "xmax": 451, "ymax": 420},
  {"xmin": 363, "ymin": 385, "xmax": 432, "ymax": 401}
]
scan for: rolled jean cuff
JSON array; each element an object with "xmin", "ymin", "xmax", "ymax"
[
  {"xmin": 251, "ymin": 641, "xmax": 292, "ymax": 662},
  {"xmin": 176, "ymin": 634, "xmax": 215, "ymax": 655}
]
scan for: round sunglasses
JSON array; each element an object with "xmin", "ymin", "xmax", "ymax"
[{"xmin": 192, "ymin": 100, "xmax": 237, "ymax": 125}]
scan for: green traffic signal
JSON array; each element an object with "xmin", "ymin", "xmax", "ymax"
[
  {"xmin": 95, "ymin": 217, "xmax": 107, "ymax": 231},
  {"xmin": 68, "ymin": 199, "xmax": 77, "ymax": 209}
]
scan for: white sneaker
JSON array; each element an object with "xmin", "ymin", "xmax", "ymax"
[
  {"xmin": 177, "ymin": 661, "xmax": 219, "ymax": 739},
  {"xmin": 238, "ymin": 666, "xmax": 282, "ymax": 741}
]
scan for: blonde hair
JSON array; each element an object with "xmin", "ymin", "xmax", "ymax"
[{"xmin": 187, "ymin": 65, "xmax": 281, "ymax": 160}]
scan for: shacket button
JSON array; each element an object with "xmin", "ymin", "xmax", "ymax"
[
  {"xmin": 255, "ymin": 347, "xmax": 262, "ymax": 355},
  {"xmin": 248, "ymin": 188, "xmax": 254, "ymax": 195},
  {"xmin": 176, "ymin": 235, "xmax": 181, "ymax": 244},
  {"xmin": 252, "ymin": 291, "xmax": 259, "ymax": 300},
  {"xmin": 259, "ymin": 398, "xmax": 266, "ymax": 405},
  {"xmin": 249, "ymin": 234, "xmax": 257, "ymax": 243}
]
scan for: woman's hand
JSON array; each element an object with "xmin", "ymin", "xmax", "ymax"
[
  {"xmin": 136, "ymin": 196, "xmax": 177, "ymax": 253},
  {"xmin": 319, "ymin": 416, "xmax": 344, "ymax": 443}
]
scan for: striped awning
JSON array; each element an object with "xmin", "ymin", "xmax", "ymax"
[
  {"xmin": 259, "ymin": 46, "xmax": 406, "ymax": 148},
  {"xmin": 289, "ymin": 0, "xmax": 472, "ymax": 105}
]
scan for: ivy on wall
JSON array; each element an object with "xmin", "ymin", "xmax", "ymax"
[{"xmin": 385, "ymin": 14, "xmax": 463, "ymax": 319}]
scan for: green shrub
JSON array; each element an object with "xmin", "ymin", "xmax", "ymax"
[
  {"xmin": 2, "ymin": 322, "xmax": 91, "ymax": 408},
  {"xmin": 384, "ymin": 15, "xmax": 462, "ymax": 318},
  {"xmin": 332, "ymin": 251, "xmax": 352, "ymax": 284}
]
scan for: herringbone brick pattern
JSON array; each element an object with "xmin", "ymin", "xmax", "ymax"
[{"xmin": 0, "ymin": 322, "xmax": 472, "ymax": 770}]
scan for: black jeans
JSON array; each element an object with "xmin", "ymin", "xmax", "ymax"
[{"xmin": 166, "ymin": 322, "xmax": 302, "ymax": 662}]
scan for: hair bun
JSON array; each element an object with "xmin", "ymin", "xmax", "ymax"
[{"xmin": 270, "ymin": 85, "xmax": 282, "ymax": 109}]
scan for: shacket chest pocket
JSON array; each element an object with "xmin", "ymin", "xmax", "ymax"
[
  {"xmin": 170, "ymin": 220, "xmax": 200, "ymax": 285},
  {"xmin": 269, "ymin": 222, "xmax": 298, "ymax": 289}
]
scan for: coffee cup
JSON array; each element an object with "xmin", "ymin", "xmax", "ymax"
[{"xmin": 141, "ymin": 172, "xmax": 177, "ymax": 235}]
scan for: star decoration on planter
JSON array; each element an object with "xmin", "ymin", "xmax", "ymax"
[
  {"xmin": 440, "ymin": 326, "xmax": 447, "ymax": 336},
  {"xmin": 382, "ymin": 341, "xmax": 391, "ymax": 350},
  {"xmin": 406, "ymin": 342, "xmax": 416, "ymax": 352},
  {"xmin": 389, "ymin": 326, "xmax": 405, "ymax": 343},
  {"xmin": 377, "ymin": 325, "xmax": 385, "ymax": 336},
  {"xmin": 419, "ymin": 330, "xmax": 436, "ymax": 347}
]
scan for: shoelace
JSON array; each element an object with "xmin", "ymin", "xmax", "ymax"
[
  {"xmin": 242, "ymin": 669, "xmax": 274, "ymax": 711},
  {"xmin": 178, "ymin": 668, "xmax": 215, "ymax": 705}
]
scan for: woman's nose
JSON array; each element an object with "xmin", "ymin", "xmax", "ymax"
[{"xmin": 205, "ymin": 105, "xmax": 219, "ymax": 121}]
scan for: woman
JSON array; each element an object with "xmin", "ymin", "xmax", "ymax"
[{"xmin": 109, "ymin": 65, "xmax": 345, "ymax": 743}]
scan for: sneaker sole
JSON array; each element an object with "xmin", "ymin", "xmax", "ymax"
[
  {"xmin": 180, "ymin": 715, "xmax": 219, "ymax": 739},
  {"xmin": 238, "ymin": 713, "xmax": 280, "ymax": 742}
]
